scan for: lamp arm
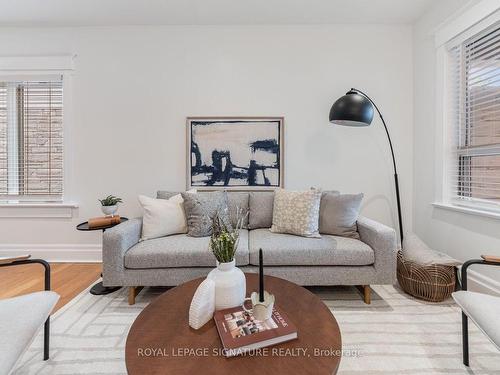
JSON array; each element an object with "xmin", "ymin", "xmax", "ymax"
[
  {"xmin": 351, "ymin": 88, "xmax": 397, "ymax": 174},
  {"xmin": 351, "ymin": 88, "xmax": 404, "ymax": 244}
]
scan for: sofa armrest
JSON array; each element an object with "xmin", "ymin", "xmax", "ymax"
[
  {"xmin": 357, "ymin": 216, "xmax": 397, "ymax": 283},
  {"xmin": 103, "ymin": 218, "xmax": 142, "ymax": 278}
]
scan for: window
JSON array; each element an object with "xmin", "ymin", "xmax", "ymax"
[
  {"xmin": 0, "ymin": 79, "xmax": 63, "ymax": 200},
  {"xmin": 448, "ymin": 22, "xmax": 500, "ymax": 212}
]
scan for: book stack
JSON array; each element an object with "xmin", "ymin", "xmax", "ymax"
[
  {"xmin": 214, "ymin": 305, "xmax": 297, "ymax": 357},
  {"xmin": 88, "ymin": 216, "xmax": 121, "ymax": 229}
]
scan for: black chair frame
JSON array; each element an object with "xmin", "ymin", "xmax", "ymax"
[{"xmin": 458, "ymin": 259, "xmax": 500, "ymax": 366}]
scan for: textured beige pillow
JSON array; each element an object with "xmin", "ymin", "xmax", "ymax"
[{"xmin": 270, "ymin": 189, "xmax": 322, "ymax": 238}]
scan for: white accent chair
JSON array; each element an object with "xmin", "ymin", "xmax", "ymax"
[
  {"xmin": 453, "ymin": 255, "xmax": 500, "ymax": 366},
  {"xmin": 0, "ymin": 255, "xmax": 59, "ymax": 375}
]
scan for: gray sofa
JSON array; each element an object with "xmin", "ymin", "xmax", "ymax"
[{"xmin": 103, "ymin": 191, "xmax": 397, "ymax": 304}]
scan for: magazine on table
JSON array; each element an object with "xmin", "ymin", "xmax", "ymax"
[{"xmin": 213, "ymin": 305, "xmax": 298, "ymax": 357}]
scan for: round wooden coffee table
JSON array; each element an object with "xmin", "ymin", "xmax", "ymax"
[{"xmin": 126, "ymin": 273, "xmax": 341, "ymax": 375}]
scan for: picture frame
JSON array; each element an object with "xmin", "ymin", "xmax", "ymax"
[{"xmin": 186, "ymin": 117, "xmax": 284, "ymax": 191}]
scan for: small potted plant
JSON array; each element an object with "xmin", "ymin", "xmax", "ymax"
[
  {"xmin": 207, "ymin": 209, "xmax": 248, "ymax": 310},
  {"xmin": 99, "ymin": 195, "xmax": 122, "ymax": 217}
]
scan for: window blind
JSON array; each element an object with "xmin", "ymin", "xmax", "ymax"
[
  {"xmin": 0, "ymin": 85, "xmax": 7, "ymax": 195},
  {"xmin": 0, "ymin": 79, "xmax": 63, "ymax": 198},
  {"xmin": 448, "ymin": 22, "xmax": 500, "ymax": 210}
]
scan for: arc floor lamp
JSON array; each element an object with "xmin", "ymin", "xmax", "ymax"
[{"xmin": 329, "ymin": 88, "xmax": 404, "ymax": 244}]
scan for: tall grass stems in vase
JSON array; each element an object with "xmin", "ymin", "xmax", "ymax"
[{"xmin": 210, "ymin": 208, "xmax": 247, "ymax": 263}]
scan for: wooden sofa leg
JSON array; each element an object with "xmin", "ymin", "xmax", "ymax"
[
  {"xmin": 356, "ymin": 285, "xmax": 371, "ymax": 304},
  {"xmin": 128, "ymin": 286, "xmax": 143, "ymax": 305}
]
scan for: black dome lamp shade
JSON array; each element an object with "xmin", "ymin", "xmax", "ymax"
[
  {"xmin": 329, "ymin": 89, "xmax": 374, "ymax": 127},
  {"xmin": 329, "ymin": 88, "xmax": 404, "ymax": 245}
]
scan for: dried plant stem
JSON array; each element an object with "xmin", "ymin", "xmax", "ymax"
[{"xmin": 210, "ymin": 207, "xmax": 247, "ymax": 263}]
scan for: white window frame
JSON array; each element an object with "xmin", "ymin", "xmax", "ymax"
[
  {"xmin": 434, "ymin": 2, "xmax": 500, "ymax": 217},
  {"xmin": 0, "ymin": 55, "xmax": 78, "ymax": 216}
]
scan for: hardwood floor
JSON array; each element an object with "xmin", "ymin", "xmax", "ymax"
[{"xmin": 0, "ymin": 263, "xmax": 102, "ymax": 312}]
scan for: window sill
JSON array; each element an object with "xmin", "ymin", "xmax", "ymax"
[
  {"xmin": 0, "ymin": 201, "xmax": 78, "ymax": 218},
  {"xmin": 432, "ymin": 202, "xmax": 500, "ymax": 220}
]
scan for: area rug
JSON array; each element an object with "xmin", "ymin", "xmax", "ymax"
[{"xmin": 14, "ymin": 282, "xmax": 500, "ymax": 374}]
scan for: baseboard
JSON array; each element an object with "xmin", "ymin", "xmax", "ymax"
[
  {"xmin": 0, "ymin": 244, "xmax": 102, "ymax": 263},
  {"xmin": 468, "ymin": 269, "xmax": 500, "ymax": 297}
]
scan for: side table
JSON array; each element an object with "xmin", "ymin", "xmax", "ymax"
[{"xmin": 76, "ymin": 217, "xmax": 128, "ymax": 295}]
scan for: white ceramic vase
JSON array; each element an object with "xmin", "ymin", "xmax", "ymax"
[
  {"xmin": 101, "ymin": 205, "xmax": 118, "ymax": 217},
  {"xmin": 207, "ymin": 259, "xmax": 246, "ymax": 310}
]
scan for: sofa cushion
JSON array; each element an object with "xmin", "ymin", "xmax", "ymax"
[
  {"xmin": 249, "ymin": 229, "xmax": 374, "ymax": 266},
  {"xmin": 248, "ymin": 191, "xmax": 275, "ymax": 229},
  {"xmin": 226, "ymin": 192, "xmax": 249, "ymax": 229},
  {"xmin": 139, "ymin": 193, "xmax": 189, "ymax": 240},
  {"xmin": 181, "ymin": 191, "xmax": 231, "ymax": 237},
  {"xmin": 125, "ymin": 230, "xmax": 249, "ymax": 269},
  {"xmin": 319, "ymin": 190, "xmax": 340, "ymax": 209},
  {"xmin": 319, "ymin": 192, "xmax": 363, "ymax": 239}
]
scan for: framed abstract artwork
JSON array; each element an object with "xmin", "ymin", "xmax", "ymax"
[{"xmin": 186, "ymin": 117, "xmax": 284, "ymax": 190}]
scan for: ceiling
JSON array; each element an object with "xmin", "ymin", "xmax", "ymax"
[{"xmin": 0, "ymin": 0, "xmax": 437, "ymax": 27}]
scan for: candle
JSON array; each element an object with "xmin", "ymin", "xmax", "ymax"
[{"xmin": 259, "ymin": 248, "xmax": 264, "ymax": 302}]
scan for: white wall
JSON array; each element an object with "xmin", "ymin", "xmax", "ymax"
[
  {"xmin": 0, "ymin": 25, "xmax": 413, "ymax": 259},
  {"xmin": 414, "ymin": 0, "xmax": 500, "ymax": 288}
]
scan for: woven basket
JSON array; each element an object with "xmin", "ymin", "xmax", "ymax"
[{"xmin": 397, "ymin": 251, "xmax": 456, "ymax": 302}]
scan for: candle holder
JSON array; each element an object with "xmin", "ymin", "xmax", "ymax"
[{"xmin": 243, "ymin": 290, "xmax": 275, "ymax": 321}]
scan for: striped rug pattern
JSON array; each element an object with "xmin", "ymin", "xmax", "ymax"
[{"xmin": 14, "ymin": 283, "xmax": 500, "ymax": 374}]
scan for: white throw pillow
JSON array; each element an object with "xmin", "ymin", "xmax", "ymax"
[{"xmin": 138, "ymin": 191, "xmax": 195, "ymax": 240}]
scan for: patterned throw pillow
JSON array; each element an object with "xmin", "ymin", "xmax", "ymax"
[
  {"xmin": 270, "ymin": 189, "xmax": 322, "ymax": 238},
  {"xmin": 181, "ymin": 191, "xmax": 231, "ymax": 237}
]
